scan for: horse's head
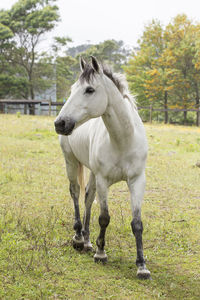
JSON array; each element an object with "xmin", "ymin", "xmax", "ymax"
[{"xmin": 54, "ymin": 56, "xmax": 108, "ymax": 135}]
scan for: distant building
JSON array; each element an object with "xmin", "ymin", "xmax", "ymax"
[
  {"xmin": 35, "ymin": 82, "xmax": 56, "ymax": 103},
  {"xmin": 0, "ymin": 70, "xmax": 57, "ymax": 115}
]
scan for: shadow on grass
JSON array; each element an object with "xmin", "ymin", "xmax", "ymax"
[{"xmin": 71, "ymin": 245, "xmax": 200, "ymax": 299}]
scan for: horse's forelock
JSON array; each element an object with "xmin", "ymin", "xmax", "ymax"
[
  {"xmin": 79, "ymin": 63, "xmax": 136, "ymax": 107},
  {"xmin": 80, "ymin": 64, "xmax": 96, "ymax": 84},
  {"xmin": 80, "ymin": 63, "xmax": 122, "ymax": 89}
]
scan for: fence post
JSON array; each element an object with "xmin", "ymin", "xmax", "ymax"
[
  {"xmin": 38, "ymin": 103, "xmax": 41, "ymax": 115},
  {"xmin": 4, "ymin": 103, "xmax": 8, "ymax": 114},
  {"xmin": 24, "ymin": 104, "xmax": 27, "ymax": 115},
  {"xmin": 149, "ymin": 105, "xmax": 152, "ymax": 123},
  {"xmin": 197, "ymin": 106, "xmax": 200, "ymax": 127},
  {"xmin": 49, "ymin": 100, "xmax": 52, "ymax": 116}
]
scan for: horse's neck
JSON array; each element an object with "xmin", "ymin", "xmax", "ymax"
[{"xmin": 102, "ymin": 80, "xmax": 134, "ymax": 148}]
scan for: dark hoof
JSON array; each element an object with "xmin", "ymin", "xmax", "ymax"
[
  {"xmin": 84, "ymin": 243, "xmax": 93, "ymax": 252},
  {"xmin": 72, "ymin": 236, "xmax": 84, "ymax": 251},
  {"xmin": 72, "ymin": 240, "xmax": 84, "ymax": 251},
  {"xmin": 94, "ymin": 251, "xmax": 108, "ymax": 264},
  {"xmin": 137, "ymin": 267, "xmax": 151, "ymax": 280},
  {"xmin": 94, "ymin": 256, "xmax": 108, "ymax": 264}
]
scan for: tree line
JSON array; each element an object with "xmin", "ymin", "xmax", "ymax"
[
  {"xmin": 0, "ymin": 0, "xmax": 130, "ymax": 113},
  {"xmin": 125, "ymin": 15, "xmax": 200, "ymax": 126},
  {"xmin": 0, "ymin": 1, "xmax": 200, "ymax": 125}
]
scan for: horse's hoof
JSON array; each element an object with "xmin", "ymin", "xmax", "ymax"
[
  {"xmin": 84, "ymin": 241, "xmax": 93, "ymax": 252},
  {"xmin": 94, "ymin": 251, "xmax": 108, "ymax": 264},
  {"xmin": 94, "ymin": 255, "xmax": 108, "ymax": 264},
  {"xmin": 72, "ymin": 240, "xmax": 84, "ymax": 251},
  {"xmin": 137, "ymin": 266, "xmax": 151, "ymax": 280},
  {"xmin": 72, "ymin": 236, "xmax": 84, "ymax": 251}
]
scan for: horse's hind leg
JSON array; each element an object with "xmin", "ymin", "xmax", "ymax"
[
  {"xmin": 128, "ymin": 173, "xmax": 151, "ymax": 279},
  {"xmin": 94, "ymin": 176, "xmax": 110, "ymax": 263},
  {"xmin": 82, "ymin": 172, "xmax": 96, "ymax": 251}
]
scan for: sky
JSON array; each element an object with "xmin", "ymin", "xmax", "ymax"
[{"xmin": 1, "ymin": 0, "xmax": 200, "ymax": 48}]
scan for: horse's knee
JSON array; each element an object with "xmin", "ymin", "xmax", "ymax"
[
  {"xmin": 99, "ymin": 213, "xmax": 110, "ymax": 228},
  {"xmin": 131, "ymin": 218, "xmax": 143, "ymax": 236},
  {"xmin": 70, "ymin": 182, "xmax": 80, "ymax": 197},
  {"xmin": 96, "ymin": 214, "xmax": 110, "ymax": 250}
]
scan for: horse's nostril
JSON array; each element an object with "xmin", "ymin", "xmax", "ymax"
[
  {"xmin": 60, "ymin": 120, "xmax": 65, "ymax": 127},
  {"xmin": 55, "ymin": 119, "xmax": 65, "ymax": 128},
  {"xmin": 54, "ymin": 117, "xmax": 75, "ymax": 135}
]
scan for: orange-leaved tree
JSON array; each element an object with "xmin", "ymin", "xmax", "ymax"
[{"xmin": 125, "ymin": 15, "xmax": 200, "ymax": 125}]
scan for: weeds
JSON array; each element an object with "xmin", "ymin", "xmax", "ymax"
[{"xmin": 0, "ymin": 115, "xmax": 200, "ymax": 299}]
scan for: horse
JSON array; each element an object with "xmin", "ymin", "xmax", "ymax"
[{"xmin": 54, "ymin": 56, "xmax": 150, "ymax": 279}]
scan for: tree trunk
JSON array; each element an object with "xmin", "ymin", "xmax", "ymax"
[
  {"xmin": 197, "ymin": 105, "xmax": 200, "ymax": 127},
  {"xmin": 164, "ymin": 91, "xmax": 168, "ymax": 124},
  {"xmin": 183, "ymin": 109, "xmax": 187, "ymax": 125},
  {"xmin": 24, "ymin": 104, "xmax": 27, "ymax": 115},
  {"xmin": 29, "ymin": 78, "xmax": 35, "ymax": 115},
  {"xmin": 0, "ymin": 103, "xmax": 3, "ymax": 113},
  {"xmin": 195, "ymin": 84, "xmax": 200, "ymax": 127}
]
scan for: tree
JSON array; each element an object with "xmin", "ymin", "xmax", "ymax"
[
  {"xmin": 70, "ymin": 39, "xmax": 131, "ymax": 72},
  {"xmin": 55, "ymin": 55, "xmax": 77, "ymax": 100},
  {"xmin": 124, "ymin": 20, "xmax": 171, "ymax": 123},
  {"xmin": 125, "ymin": 15, "xmax": 200, "ymax": 125},
  {"xmin": 51, "ymin": 36, "xmax": 76, "ymax": 100},
  {"xmin": 0, "ymin": 0, "xmax": 60, "ymax": 114},
  {"xmin": 163, "ymin": 15, "xmax": 198, "ymax": 124}
]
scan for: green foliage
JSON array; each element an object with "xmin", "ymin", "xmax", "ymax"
[
  {"xmin": 55, "ymin": 55, "xmax": 77, "ymax": 99},
  {"xmin": 0, "ymin": 74, "xmax": 28, "ymax": 98},
  {"xmin": 124, "ymin": 15, "xmax": 200, "ymax": 125},
  {"xmin": 0, "ymin": 0, "xmax": 60, "ymax": 105},
  {"xmin": 32, "ymin": 55, "xmax": 55, "ymax": 95},
  {"xmin": 0, "ymin": 23, "xmax": 13, "ymax": 41},
  {"xmin": 1, "ymin": 4, "xmax": 200, "ymax": 126},
  {"xmin": 53, "ymin": 39, "xmax": 131, "ymax": 100},
  {"xmin": 9, "ymin": 0, "xmax": 59, "ymax": 33},
  {"xmin": 78, "ymin": 39, "xmax": 131, "ymax": 72},
  {"xmin": 52, "ymin": 36, "xmax": 72, "ymax": 53}
]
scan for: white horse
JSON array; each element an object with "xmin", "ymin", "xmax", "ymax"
[{"xmin": 54, "ymin": 56, "xmax": 150, "ymax": 279}]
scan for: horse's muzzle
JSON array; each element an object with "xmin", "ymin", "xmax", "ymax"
[{"xmin": 54, "ymin": 117, "xmax": 75, "ymax": 135}]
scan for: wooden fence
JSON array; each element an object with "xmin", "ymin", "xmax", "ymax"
[
  {"xmin": 0, "ymin": 99, "xmax": 63, "ymax": 116},
  {"xmin": 138, "ymin": 105, "xmax": 200, "ymax": 123},
  {"xmin": 0, "ymin": 100, "xmax": 199, "ymax": 125}
]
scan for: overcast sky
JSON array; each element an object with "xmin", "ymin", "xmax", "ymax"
[{"xmin": 1, "ymin": 0, "xmax": 200, "ymax": 48}]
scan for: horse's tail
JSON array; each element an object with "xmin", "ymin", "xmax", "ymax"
[{"xmin": 78, "ymin": 162, "xmax": 85, "ymax": 198}]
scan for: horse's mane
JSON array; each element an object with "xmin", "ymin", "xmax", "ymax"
[{"xmin": 80, "ymin": 63, "xmax": 137, "ymax": 109}]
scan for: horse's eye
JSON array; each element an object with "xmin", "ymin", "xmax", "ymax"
[{"xmin": 85, "ymin": 87, "xmax": 95, "ymax": 94}]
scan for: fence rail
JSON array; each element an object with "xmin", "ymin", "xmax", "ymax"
[
  {"xmin": 0, "ymin": 100, "xmax": 199, "ymax": 124},
  {"xmin": 0, "ymin": 99, "xmax": 62, "ymax": 115},
  {"xmin": 138, "ymin": 106, "xmax": 200, "ymax": 112}
]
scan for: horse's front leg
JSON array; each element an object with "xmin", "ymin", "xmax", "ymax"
[
  {"xmin": 82, "ymin": 172, "xmax": 96, "ymax": 251},
  {"xmin": 70, "ymin": 181, "xmax": 84, "ymax": 250},
  {"xmin": 94, "ymin": 176, "xmax": 110, "ymax": 263},
  {"xmin": 128, "ymin": 173, "xmax": 151, "ymax": 279}
]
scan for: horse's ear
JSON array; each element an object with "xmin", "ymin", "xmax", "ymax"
[
  {"xmin": 80, "ymin": 57, "xmax": 86, "ymax": 72},
  {"xmin": 90, "ymin": 56, "xmax": 103, "ymax": 74}
]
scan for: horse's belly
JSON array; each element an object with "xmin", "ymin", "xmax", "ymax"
[
  {"xmin": 95, "ymin": 150, "xmax": 146, "ymax": 186},
  {"xmin": 69, "ymin": 137, "xmax": 90, "ymax": 169}
]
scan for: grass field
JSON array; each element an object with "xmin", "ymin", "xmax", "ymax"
[{"xmin": 0, "ymin": 114, "xmax": 200, "ymax": 299}]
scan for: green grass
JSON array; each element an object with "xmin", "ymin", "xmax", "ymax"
[{"xmin": 0, "ymin": 114, "xmax": 200, "ymax": 299}]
